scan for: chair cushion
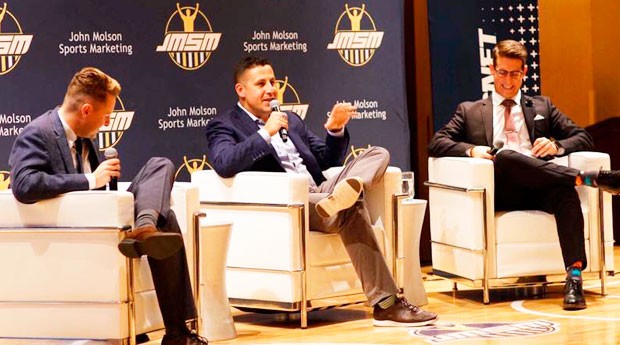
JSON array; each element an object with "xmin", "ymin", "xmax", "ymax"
[{"xmin": 0, "ymin": 190, "xmax": 134, "ymax": 228}]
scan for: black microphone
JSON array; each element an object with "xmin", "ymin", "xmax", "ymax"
[
  {"xmin": 269, "ymin": 99, "xmax": 288, "ymax": 142},
  {"xmin": 104, "ymin": 147, "xmax": 118, "ymax": 191},
  {"xmin": 488, "ymin": 140, "xmax": 504, "ymax": 156}
]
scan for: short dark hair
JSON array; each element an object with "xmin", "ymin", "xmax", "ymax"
[
  {"xmin": 233, "ymin": 56, "xmax": 272, "ymax": 83},
  {"xmin": 63, "ymin": 67, "xmax": 121, "ymax": 112},
  {"xmin": 492, "ymin": 40, "xmax": 528, "ymax": 69}
]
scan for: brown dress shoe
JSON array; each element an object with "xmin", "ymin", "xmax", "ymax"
[
  {"xmin": 118, "ymin": 225, "xmax": 183, "ymax": 260},
  {"xmin": 373, "ymin": 297, "xmax": 438, "ymax": 327}
]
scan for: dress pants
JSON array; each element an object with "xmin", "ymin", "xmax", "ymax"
[
  {"xmin": 493, "ymin": 149, "xmax": 587, "ymax": 269},
  {"xmin": 127, "ymin": 157, "xmax": 197, "ymax": 329},
  {"xmin": 308, "ymin": 146, "xmax": 399, "ymax": 306}
]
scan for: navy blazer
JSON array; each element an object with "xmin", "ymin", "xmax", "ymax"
[
  {"xmin": 428, "ymin": 95, "xmax": 594, "ymax": 157},
  {"xmin": 205, "ymin": 105, "xmax": 349, "ymax": 186},
  {"xmin": 9, "ymin": 108, "xmax": 100, "ymax": 204}
]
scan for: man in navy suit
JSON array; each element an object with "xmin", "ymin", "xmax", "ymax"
[
  {"xmin": 206, "ymin": 56, "xmax": 437, "ymax": 327},
  {"xmin": 429, "ymin": 40, "xmax": 620, "ymax": 311},
  {"xmin": 9, "ymin": 67, "xmax": 207, "ymax": 345}
]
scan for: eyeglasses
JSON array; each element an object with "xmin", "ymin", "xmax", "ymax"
[{"xmin": 495, "ymin": 69, "xmax": 524, "ymax": 79}]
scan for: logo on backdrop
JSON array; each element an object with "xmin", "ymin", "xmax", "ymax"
[
  {"xmin": 174, "ymin": 155, "xmax": 213, "ymax": 180},
  {"xmin": 0, "ymin": 3, "xmax": 33, "ymax": 75},
  {"xmin": 409, "ymin": 320, "xmax": 559, "ymax": 343},
  {"xmin": 156, "ymin": 3, "xmax": 221, "ymax": 71},
  {"xmin": 0, "ymin": 170, "xmax": 9, "ymax": 190},
  {"xmin": 327, "ymin": 3, "xmax": 384, "ymax": 67},
  {"xmin": 275, "ymin": 76, "xmax": 309, "ymax": 120},
  {"xmin": 344, "ymin": 144, "xmax": 372, "ymax": 165},
  {"xmin": 97, "ymin": 96, "xmax": 134, "ymax": 151}
]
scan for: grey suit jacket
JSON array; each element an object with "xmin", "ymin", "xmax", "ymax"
[
  {"xmin": 428, "ymin": 95, "xmax": 594, "ymax": 157},
  {"xmin": 9, "ymin": 108, "xmax": 100, "ymax": 204}
]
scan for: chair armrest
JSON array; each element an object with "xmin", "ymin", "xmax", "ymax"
[
  {"xmin": 191, "ymin": 170, "xmax": 309, "ymax": 204},
  {"xmin": 428, "ymin": 157, "xmax": 494, "ymax": 190},
  {"xmin": 427, "ymin": 157, "xmax": 494, "ymax": 251},
  {"xmin": 0, "ymin": 190, "xmax": 134, "ymax": 228}
]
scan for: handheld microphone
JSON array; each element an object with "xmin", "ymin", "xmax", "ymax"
[
  {"xmin": 104, "ymin": 147, "xmax": 118, "ymax": 191},
  {"xmin": 488, "ymin": 140, "xmax": 504, "ymax": 156},
  {"xmin": 269, "ymin": 99, "xmax": 288, "ymax": 142}
]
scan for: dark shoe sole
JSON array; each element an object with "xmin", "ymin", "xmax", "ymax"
[
  {"xmin": 563, "ymin": 302, "xmax": 587, "ymax": 311},
  {"xmin": 118, "ymin": 233, "xmax": 183, "ymax": 260},
  {"xmin": 599, "ymin": 186, "xmax": 620, "ymax": 195},
  {"xmin": 373, "ymin": 315, "xmax": 438, "ymax": 327}
]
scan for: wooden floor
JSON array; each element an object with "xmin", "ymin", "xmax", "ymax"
[
  {"xmin": 142, "ymin": 247, "xmax": 620, "ymax": 345},
  {"xmin": 4, "ymin": 249, "xmax": 620, "ymax": 345}
]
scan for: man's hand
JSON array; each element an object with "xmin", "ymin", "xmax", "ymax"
[
  {"xmin": 470, "ymin": 146, "xmax": 494, "ymax": 160},
  {"xmin": 93, "ymin": 158, "xmax": 121, "ymax": 189},
  {"xmin": 325, "ymin": 102, "xmax": 356, "ymax": 131},
  {"xmin": 531, "ymin": 137, "xmax": 558, "ymax": 158},
  {"xmin": 264, "ymin": 111, "xmax": 288, "ymax": 137}
]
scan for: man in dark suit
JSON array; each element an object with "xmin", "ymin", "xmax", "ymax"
[
  {"xmin": 428, "ymin": 40, "xmax": 620, "ymax": 311},
  {"xmin": 205, "ymin": 56, "xmax": 437, "ymax": 327},
  {"xmin": 9, "ymin": 67, "xmax": 207, "ymax": 345}
]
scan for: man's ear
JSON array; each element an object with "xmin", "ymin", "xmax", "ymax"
[
  {"xmin": 79, "ymin": 103, "xmax": 93, "ymax": 118},
  {"xmin": 235, "ymin": 83, "xmax": 244, "ymax": 99}
]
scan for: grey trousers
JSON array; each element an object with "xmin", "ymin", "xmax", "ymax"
[
  {"xmin": 309, "ymin": 146, "xmax": 399, "ymax": 306},
  {"xmin": 127, "ymin": 157, "xmax": 197, "ymax": 330}
]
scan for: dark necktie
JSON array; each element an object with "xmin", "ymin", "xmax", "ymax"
[{"xmin": 74, "ymin": 138, "xmax": 84, "ymax": 173}]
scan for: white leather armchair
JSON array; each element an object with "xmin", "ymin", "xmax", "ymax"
[
  {"xmin": 0, "ymin": 182, "xmax": 200, "ymax": 343},
  {"xmin": 191, "ymin": 167, "xmax": 402, "ymax": 328},
  {"xmin": 426, "ymin": 152, "xmax": 614, "ymax": 304}
]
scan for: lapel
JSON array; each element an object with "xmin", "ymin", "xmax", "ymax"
[
  {"xmin": 520, "ymin": 96, "xmax": 536, "ymax": 141},
  {"xmin": 85, "ymin": 138, "xmax": 101, "ymax": 169},
  {"xmin": 50, "ymin": 109, "xmax": 78, "ymax": 174},
  {"xmin": 481, "ymin": 98, "xmax": 493, "ymax": 146},
  {"xmin": 233, "ymin": 105, "xmax": 280, "ymax": 159}
]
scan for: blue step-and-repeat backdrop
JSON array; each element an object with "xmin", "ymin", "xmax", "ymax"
[
  {"xmin": 0, "ymin": 0, "xmax": 409, "ymax": 188},
  {"xmin": 428, "ymin": 0, "xmax": 541, "ymax": 131}
]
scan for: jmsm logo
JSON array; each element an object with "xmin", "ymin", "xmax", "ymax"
[
  {"xmin": 174, "ymin": 155, "xmax": 213, "ymax": 181},
  {"xmin": 156, "ymin": 3, "xmax": 221, "ymax": 71},
  {"xmin": 344, "ymin": 145, "xmax": 372, "ymax": 165},
  {"xmin": 327, "ymin": 3, "xmax": 384, "ymax": 67},
  {"xmin": 275, "ymin": 76, "xmax": 309, "ymax": 120},
  {"xmin": 0, "ymin": 3, "xmax": 33, "ymax": 75},
  {"xmin": 97, "ymin": 96, "xmax": 134, "ymax": 151},
  {"xmin": 0, "ymin": 170, "xmax": 9, "ymax": 190}
]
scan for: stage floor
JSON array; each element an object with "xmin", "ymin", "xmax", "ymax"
[{"xmin": 4, "ymin": 248, "xmax": 620, "ymax": 345}]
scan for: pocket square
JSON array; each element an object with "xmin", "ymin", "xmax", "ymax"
[{"xmin": 534, "ymin": 114, "xmax": 545, "ymax": 121}]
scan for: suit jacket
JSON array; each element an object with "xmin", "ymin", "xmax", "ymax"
[
  {"xmin": 9, "ymin": 108, "xmax": 100, "ymax": 204},
  {"xmin": 205, "ymin": 105, "xmax": 349, "ymax": 185},
  {"xmin": 428, "ymin": 95, "xmax": 594, "ymax": 157}
]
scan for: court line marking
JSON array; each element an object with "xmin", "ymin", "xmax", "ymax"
[{"xmin": 511, "ymin": 300, "xmax": 620, "ymax": 321}]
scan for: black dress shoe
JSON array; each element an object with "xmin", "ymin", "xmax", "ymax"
[
  {"xmin": 563, "ymin": 274, "xmax": 587, "ymax": 310},
  {"xmin": 595, "ymin": 170, "xmax": 620, "ymax": 195},
  {"xmin": 161, "ymin": 330, "xmax": 209, "ymax": 345},
  {"xmin": 118, "ymin": 225, "xmax": 183, "ymax": 260},
  {"xmin": 135, "ymin": 333, "xmax": 150, "ymax": 344}
]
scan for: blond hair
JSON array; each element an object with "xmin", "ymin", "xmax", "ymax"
[{"xmin": 63, "ymin": 67, "xmax": 121, "ymax": 112}]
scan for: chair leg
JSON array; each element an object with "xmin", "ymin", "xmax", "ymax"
[{"xmin": 598, "ymin": 190, "xmax": 607, "ymax": 297}]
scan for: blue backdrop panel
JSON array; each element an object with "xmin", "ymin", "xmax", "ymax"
[
  {"xmin": 428, "ymin": 0, "xmax": 541, "ymax": 131},
  {"xmin": 0, "ymin": 0, "xmax": 408, "ymax": 186}
]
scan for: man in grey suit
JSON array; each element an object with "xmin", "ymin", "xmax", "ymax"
[
  {"xmin": 428, "ymin": 40, "xmax": 620, "ymax": 311},
  {"xmin": 9, "ymin": 67, "xmax": 207, "ymax": 345}
]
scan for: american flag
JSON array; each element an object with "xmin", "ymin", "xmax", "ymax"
[{"xmin": 481, "ymin": 0, "xmax": 540, "ymax": 95}]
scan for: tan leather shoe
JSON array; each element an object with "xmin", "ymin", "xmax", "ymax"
[
  {"xmin": 315, "ymin": 177, "xmax": 363, "ymax": 218},
  {"xmin": 118, "ymin": 225, "xmax": 183, "ymax": 260}
]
